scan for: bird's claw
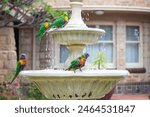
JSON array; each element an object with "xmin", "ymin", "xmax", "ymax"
[{"xmin": 79, "ymin": 68, "xmax": 82, "ymax": 72}]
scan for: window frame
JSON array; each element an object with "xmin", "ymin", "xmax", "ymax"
[
  {"xmin": 125, "ymin": 23, "xmax": 143, "ymax": 68},
  {"xmin": 85, "ymin": 22, "xmax": 116, "ymax": 69}
]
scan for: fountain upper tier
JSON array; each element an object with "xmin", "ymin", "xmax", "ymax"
[
  {"xmin": 49, "ymin": 28, "xmax": 105, "ymax": 45},
  {"xmin": 48, "ymin": 0, "xmax": 105, "ymax": 45}
]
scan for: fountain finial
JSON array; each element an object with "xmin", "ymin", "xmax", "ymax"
[{"xmin": 65, "ymin": 0, "xmax": 87, "ymax": 28}]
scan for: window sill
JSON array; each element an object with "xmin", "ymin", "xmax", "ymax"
[{"xmin": 126, "ymin": 68, "xmax": 146, "ymax": 73}]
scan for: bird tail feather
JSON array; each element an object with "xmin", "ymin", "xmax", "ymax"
[
  {"xmin": 10, "ymin": 73, "xmax": 18, "ymax": 84},
  {"xmin": 65, "ymin": 67, "xmax": 71, "ymax": 71}
]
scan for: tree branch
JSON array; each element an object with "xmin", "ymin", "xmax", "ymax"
[{"xmin": 0, "ymin": 0, "xmax": 63, "ymax": 28}]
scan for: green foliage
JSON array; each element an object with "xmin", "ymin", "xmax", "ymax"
[
  {"xmin": 31, "ymin": 0, "xmax": 65, "ymax": 19},
  {"xmin": 0, "ymin": 80, "xmax": 48, "ymax": 100},
  {"xmin": 0, "ymin": 70, "xmax": 48, "ymax": 100},
  {"xmin": 26, "ymin": 83, "xmax": 48, "ymax": 100},
  {"xmin": 0, "ymin": 70, "xmax": 19, "ymax": 100},
  {"xmin": 0, "ymin": 81, "xmax": 20, "ymax": 100},
  {"xmin": 2, "ymin": 0, "xmax": 10, "ymax": 13},
  {"xmin": 149, "ymin": 93, "xmax": 150, "ymax": 99},
  {"xmin": 42, "ymin": 1, "xmax": 65, "ymax": 19},
  {"xmin": 1, "ymin": 0, "xmax": 66, "ymax": 27},
  {"xmin": 0, "ymin": 95, "xmax": 7, "ymax": 100},
  {"xmin": 93, "ymin": 51, "xmax": 108, "ymax": 69}
]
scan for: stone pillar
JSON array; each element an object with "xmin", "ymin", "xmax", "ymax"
[
  {"xmin": 143, "ymin": 23, "xmax": 150, "ymax": 80},
  {"xmin": 0, "ymin": 22, "xmax": 17, "ymax": 82},
  {"xmin": 116, "ymin": 21, "xmax": 126, "ymax": 69},
  {"xmin": 19, "ymin": 28, "xmax": 33, "ymax": 70},
  {"xmin": 39, "ymin": 34, "xmax": 54, "ymax": 69}
]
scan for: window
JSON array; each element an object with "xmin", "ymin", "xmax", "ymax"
[
  {"xmin": 60, "ymin": 45, "xmax": 69, "ymax": 63},
  {"xmin": 125, "ymin": 25, "xmax": 142, "ymax": 67},
  {"xmin": 54, "ymin": 23, "xmax": 143, "ymax": 69},
  {"xmin": 84, "ymin": 25, "xmax": 115, "ymax": 68},
  {"xmin": 59, "ymin": 25, "xmax": 116, "ymax": 68}
]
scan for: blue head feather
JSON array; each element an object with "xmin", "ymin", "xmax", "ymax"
[
  {"xmin": 20, "ymin": 53, "xmax": 26, "ymax": 59},
  {"xmin": 84, "ymin": 53, "xmax": 89, "ymax": 59}
]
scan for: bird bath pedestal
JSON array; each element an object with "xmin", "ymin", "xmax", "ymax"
[{"xmin": 20, "ymin": 0, "xmax": 129, "ymax": 100}]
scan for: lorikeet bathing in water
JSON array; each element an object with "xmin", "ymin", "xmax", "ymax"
[
  {"xmin": 38, "ymin": 11, "xmax": 69, "ymax": 43},
  {"xmin": 10, "ymin": 53, "xmax": 27, "ymax": 84},
  {"xmin": 65, "ymin": 53, "xmax": 89, "ymax": 73}
]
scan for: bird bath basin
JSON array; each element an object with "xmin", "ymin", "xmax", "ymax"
[
  {"xmin": 20, "ymin": 0, "xmax": 129, "ymax": 99},
  {"xmin": 20, "ymin": 70, "xmax": 129, "ymax": 99}
]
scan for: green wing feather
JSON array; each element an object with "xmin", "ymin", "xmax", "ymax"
[
  {"xmin": 10, "ymin": 61, "xmax": 21, "ymax": 84},
  {"xmin": 38, "ymin": 23, "xmax": 47, "ymax": 44},
  {"xmin": 67, "ymin": 59, "xmax": 80, "ymax": 70},
  {"xmin": 50, "ymin": 17, "xmax": 65, "ymax": 28}
]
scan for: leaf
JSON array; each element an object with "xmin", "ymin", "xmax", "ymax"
[{"xmin": 93, "ymin": 51, "xmax": 108, "ymax": 69}]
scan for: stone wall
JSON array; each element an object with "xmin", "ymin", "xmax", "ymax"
[
  {"xmin": 19, "ymin": 28, "xmax": 33, "ymax": 70},
  {"xmin": 0, "ymin": 22, "xmax": 17, "ymax": 82}
]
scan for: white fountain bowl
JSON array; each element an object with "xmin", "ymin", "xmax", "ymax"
[
  {"xmin": 20, "ymin": 70, "xmax": 129, "ymax": 100},
  {"xmin": 49, "ymin": 28, "xmax": 105, "ymax": 45}
]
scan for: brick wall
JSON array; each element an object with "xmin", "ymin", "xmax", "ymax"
[
  {"xmin": 45, "ymin": 0, "xmax": 150, "ymax": 8},
  {"xmin": 116, "ymin": 82, "xmax": 150, "ymax": 94},
  {"xmin": 0, "ymin": 22, "xmax": 17, "ymax": 82}
]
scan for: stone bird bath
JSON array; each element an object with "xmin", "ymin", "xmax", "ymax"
[{"xmin": 20, "ymin": 0, "xmax": 129, "ymax": 100}]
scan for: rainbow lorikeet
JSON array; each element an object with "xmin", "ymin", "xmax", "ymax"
[
  {"xmin": 38, "ymin": 21, "xmax": 51, "ymax": 44},
  {"xmin": 10, "ymin": 53, "xmax": 27, "ymax": 84},
  {"xmin": 49, "ymin": 11, "xmax": 69, "ymax": 28},
  {"xmin": 65, "ymin": 53, "xmax": 89, "ymax": 73},
  {"xmin": 38, "ymin": 12, "xmax": 69, "ymax": 43}
]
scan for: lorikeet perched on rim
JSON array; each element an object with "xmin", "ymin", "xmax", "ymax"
[
  {"xmin": 49, "ymin": 11, "xmax": 69, "ymax": 28},
  {"xmin": 38, "ymin": 11, "xmax": 69, "ymax": 43},
  {"xmin": 65, "ymin": 53, "xmax": 89, "ymax": 73},
  {"xmin": 10, "ymin": 53, "xmax": 27, "ymax": 84}
]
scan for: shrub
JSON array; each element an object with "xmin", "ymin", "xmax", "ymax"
[
  {"xmin": 25, "ymin": 83, "xmax": 47, "ymax": 100},
  {"xmin": 0, "ymin": 77, "xmax": 47, "ymax": 100},
  {"xmin": 93, "ymin": 51, "xmax": 108, "ymax": 69}
]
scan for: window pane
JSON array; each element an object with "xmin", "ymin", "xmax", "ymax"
[
  {"xmin": 126, "ymin": 43, "xmax": 139, "ymax": 63},
  {"xmin": 126, "ymin": 26, "xmax": 140, "ymax": 41},
  {"xmin": 99, "ymin": 25, "xmax": 113, "ymax": 41},
  {"xmin": 99, "ymin": 43, "xmax": 113, "ymax": 63},
  {"xmin": 85, "ymin": 44, "xmax": 100, "ymax": 63},
  {"xmin": 85, "ymin": 43, "xmax": 113, "ymax": 63},
  {"xmin": 60, "ymin": 45, "xmax": 69, "ymax": 63},
  {"xmin": 85, "ymin": 25, "xmax": 114, "ymax": 64}
]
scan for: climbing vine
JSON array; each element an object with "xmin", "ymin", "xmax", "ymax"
[{"xmin": 0, "ymin": 0, "xmax": 64, "ymax": 28}]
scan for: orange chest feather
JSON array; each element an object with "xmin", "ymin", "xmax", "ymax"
[
  {"xmin": 45, "ymin": 22, "xmax": 50, "ymax": 29},
  {"xmin": 80, "ymin": 58, "xmax": 86, "ymax": 65},
  {"xmin": 20, "ymin": 59, "xmax": 27, "ymax": 65}
]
